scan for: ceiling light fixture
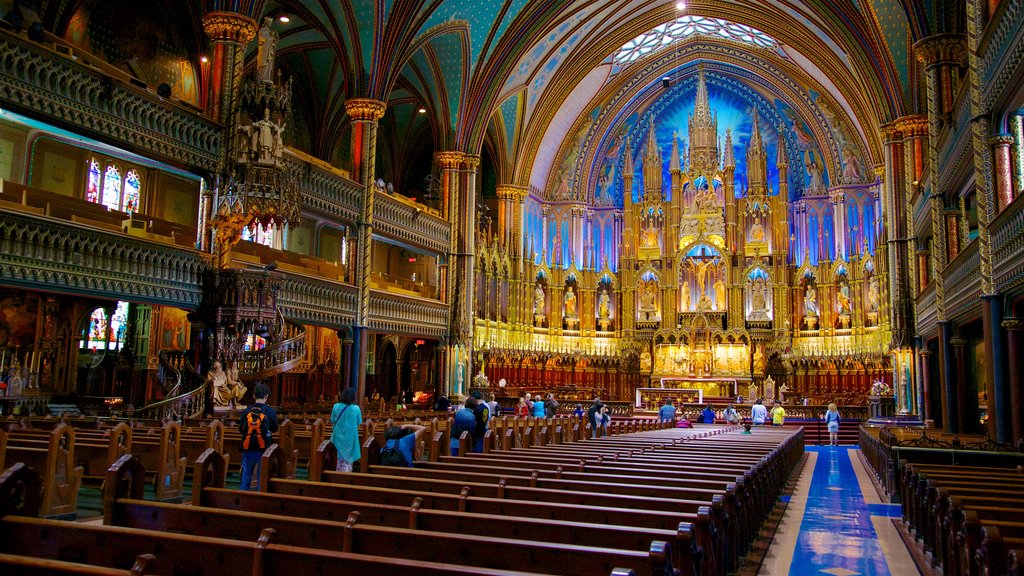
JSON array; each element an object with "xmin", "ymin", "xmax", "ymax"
[
  {"xmin": 279, "ymin": 15, "xmax": 290, "ymax": 23},
  {"xmin": 200, "ymin": 56, "xmax": 209, "ymax": 63},
  {"xmin": 676, "ymin": 1, "xmax": 687, "ymax": 9},
  {"xmin": 417, "ymin": 107, "xmax": 427, "ymax": 114}
]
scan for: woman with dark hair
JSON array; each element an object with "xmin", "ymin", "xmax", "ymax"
[{"xmin": 330, "ymin": 387, "xmax": 362, "ymax": 472}]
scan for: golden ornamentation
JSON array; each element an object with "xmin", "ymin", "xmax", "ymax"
[
  {"xmin": 462, "ymin": 155, "xmax": 481, "ymax": 171},
  {"xmin": 344, "ymin": 98, "xmax": 386, "ymax": 122},
  {"xmin": 913, "ymin": 34, "xmax": 967, "ymax": 66},
  {"xmin": 202, "ymin": 12, "xmax": 258, "ymax": 44},
  {"xmin": 496, "ymin": 185, "xmax": 529, "ymax": 201},
  {"xmin": 434, "ymin": 151, "xmax": 465, "ymax": 170}
]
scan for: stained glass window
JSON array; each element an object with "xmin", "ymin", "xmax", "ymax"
[
  {"xmin": 86, "ymin": 160, "xmax": 101, "ymax": 203},
  {"xmin": 122, "ymin": 170, "xmax": 141, "ymax": 215},
  {"xmin": 82, "ymin": 308, "xmax": 108, "ymax": 349},
  {"xmin": 614, "ymin": 16, "xmax": 778, "ymax": 66},
  {"xmin": 108, "ymin": 301, "xmax": 129, "ymax": 350},
  {"xmin": 101, "ymin": 165, "xmax": 121, "ymax": 210}
]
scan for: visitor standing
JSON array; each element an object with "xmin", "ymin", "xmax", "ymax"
[
  {"xmin": 471, "ymin": 390, "xmax": 490, "ymax": 453},
  {"xmin": 239, "ymin": 383, "xmax": 277, "ymax": 490},
  {"xmin": 825, "ymin": 402, "xmax": 841, "ymax": 446},
  {"xmin": 450, "ymin": 397, "xmax": 477, "ymax": 456},
  {"xmin": 751, "ymin": 398, "xmax": 768, "ymax": 425},
  {"xmin": 329, "ymin": 387, "xmax": 362, "ymax": 472},
  {"xmin": 770, "ymin": 402, "xmax": 786, "ymax": 426}
]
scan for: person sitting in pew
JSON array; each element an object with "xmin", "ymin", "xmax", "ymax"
[
  {"xmin": 451, "ymin": 396, "xmax": 477, "ymax": 456},
  {"xmin": 380, "ymin": 423, "xmax": 427, "ymax": 467},
  {"xmin": 658, "ymin": 399, "xmax": 677, "ymax": 423},
  {"xmin": 700, "ymin": 405, "xmax": 716, "ymax": 425},
  {"xmin": 238, "ymin": 383, "xmax": 277, "ymax": 491}
]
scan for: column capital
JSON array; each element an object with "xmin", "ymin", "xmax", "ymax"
[
  {"xmin": 202, "ymin": 11, "xmax": 258, "ymax": 43},
  {"xmin": 913, "ymin": 34, "xmax": 967, "ymax": 67},
  {"xmin": 434, "ymin": 151, "xmax": 465, "ymax": 170},
  {"xmin": 918, "ymin": 348, "xmax": 932, "ymax": 357},
  {"xmin": 893, "ymin": 115, "xmax": 930, "ymax": 138},
  {"xmin": 1002, "ymin": 318, "xmax": 1024, "ymax": 331},
  {"xmin": 989, "ymin": 134, "xmax": 1016, "ymax": 148},
  {"xmin": 344, "ymin": 98, "xmax": 387, "ymax": 122},
  {"xmin": 949, "ymin": 336, "xmax": 969, "ymax": 347},
  {"xmin": 462, "ymin": 155, "xmax": 481, "ymax": 171},
  {"xmin": 496, "ymin": 184, "xmax": 529, "ymax": 201}
]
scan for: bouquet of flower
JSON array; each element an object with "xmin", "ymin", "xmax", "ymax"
[
  {"xmin": 472, "ymin": 370, "xmax": 490, "ymax": 388},
  {"xmin": 869, "ymin": 380, "xmax": 893, "ymax": 397}
]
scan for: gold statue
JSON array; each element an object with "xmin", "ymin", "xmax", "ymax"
[
  {"xmin": 564, "ymin": 287, "xmax": 578, "ymax": 317},
  {"xmin": 714, "ymin": 278, "xmax": 726, "ymax": 311}
]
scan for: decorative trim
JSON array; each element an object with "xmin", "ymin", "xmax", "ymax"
[
  {"xmin": 344, "ymin": 98, "xmax": 386, "ymax": 122},
  {"xmin": 202, "ymin": 11, "xmax": 258, "ymax": 44}
]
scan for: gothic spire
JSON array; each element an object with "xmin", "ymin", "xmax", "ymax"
[
  {"xmin": 776, "ymin": 129, "xmax": 789, "ymax": 167},
  {"xmin": 670, "ymin": 130, "xmax": 681, "ymax": 172},
  {"xmin": 723, "ymin": 128, "xmax": 734, "ymax": 168},
  {"xmin": 693, "ymin": 64, "xmax": 712, "ymax": 124},
  {"xmin": 622, "ymin": 137, "xmax": 634, "ymax": 175}
]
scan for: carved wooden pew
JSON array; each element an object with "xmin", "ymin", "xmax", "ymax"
[{"xmin": 2, "ymin": 423, "xmax": 83, "ymax": 517}]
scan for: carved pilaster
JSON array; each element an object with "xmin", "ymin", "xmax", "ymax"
[
  {"xmin": 202, "ymin": 11, "xmax": 258, "ymax": 162},
  {"xmin": 966, "ymin": 0, "xmax": 997, "ymax": 297},
  {"xmin": 344, "ymin": 98, "xmax": 385, "ymax": 330}
]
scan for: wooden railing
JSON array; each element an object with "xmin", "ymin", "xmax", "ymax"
[
  {"xmin": 137, "ymin": 351, "xmax": 205, "ymax": 420},
  {"xmin": 238, "ymin": 321, "xmax": 307, "ymax": 382}
]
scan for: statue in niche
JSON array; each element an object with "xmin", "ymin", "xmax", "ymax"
[
  {"xmin": 805, "ymin": 152, "xmax": 825, "ymax": 191},
  {"xmin": 643, "ymin": 223, "xmax": 659, "ymax": 247},
  {"xmin": 563, "ymin": 287, "xmax": 578, "ymax": 318},
  {"xmin": 836, "ymin": 282, "xmax": 853, "ymax": 315},
  {"xmin": 253, "ymin": 112, "xmax": 276, "ymax": 164},
  {"xmin": 551, "ymin": 232, "xmax": 562, "ymax": 265},
  {"xmin": 750, "ymin": 218, "xmax": 765, "ymax": 243},
  {"xmin": 803, "ymin": 283, "xmax": 820, "ymax": 317},
  {"xmin": 750, "ymin": 277, "xmax": 769, "ymax": 320},
  {"xmin": 714, "ymin": 277, "xmax": 726, "ymax": 311},
  {"xmin": 639, "ymin": 282, "xmax": 657, "ymax": 312},
  {"xmin": 640, "ymin": 349, "xmax": 652, "ymax": 372},
  {"xmin": 598, "ymin": 290, "xmax": 611, "ymax": 320},
  {"xmin": 257, "ymin": 18, "xmax": 278, "ymax": 84},
  {"xmin": 867, "ymin": 276, "xmax": 880, "ymax": 313},
  {"xmin": 272, "ymin": 121, "xmax": 286, "ymax": 164},
  {"xmin": 237, "ymin": 124, "xmax": 254, "ymax": 163},
  {"xmin": 842, "ymin": 147, "xmax": 862, "ymax": 181},
  {"xmin": 533, "ymin": 283, "xmax": 546, "ymax": 316},
  {"xmin": 680, "ymin": 283, "xmax": 691, "ymax": 312}
]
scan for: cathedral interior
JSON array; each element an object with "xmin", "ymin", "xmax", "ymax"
[{"xmin": 0, "ymin": 0, "xmax": 1020, "ymax": 444}]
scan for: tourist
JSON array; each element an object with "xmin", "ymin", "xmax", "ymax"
[
  {"xmin": 238, "ymin": 383, "xmax": 277, "ymax": 490},
  {"xmin": 433, "ymin": 394, "xmax": 451, "ymax": 412},
  {"xmin": 751, "ymin": 398, "xmax": 768, "ymax": 426},
  {"xmin": 600, "ymin": 404, "xmax": 611, "ymax": 435},
  {"xmin": 515, "ymin": 396, "xmax": 530, "ymax": 418},
  {"xmin": 470, "ymin": 390, "xmax": 490, "ymax": 452},
  {"xmin": 544, "ymin": 393, "xmax": 559, "ymax": 417},
  {"xmin": 724, "ymin": 403, "xmax": 740, "ymax": 425},
  {"xmin": 700, "ymin": 404, "xmax": 716, "ymax": 425},
  {"xmin": 532, "ymin": 393, "xmax": 547, "ymax": 418},
  {"xmin": 487, "ymin": 392, "xmax": 500, "ymax": 418},
  {"xmin": 450, "ymin": 396, "xmax": 477, "ymax": 456},
  {"xmin": 573, "ymin": 404, "xmax": 584, "ymax": 419},
  {"xmin": 825, "ymin": 402, "xmax": 841, "ymax": 446},
  {"xmin": 329, "ymin": 387, "xmax": 362, "ymax": 472},
  {"xmin": 523, "ymin": 392, "xmax": 534, "ymax": 412},
  {"xmin": 380, "ymin": 423, "xmax": 426, "ymax": 467},
  {"xmin": 770, "ymin": 402, "xmax": 786, "ymax": 426},
  {"xmin": 658, "ymin": 398, "xmax": 676, "ymax": 423},
  {"xmin": 587, "ymin": 399, "xmax": 603, "ymax": 438}
]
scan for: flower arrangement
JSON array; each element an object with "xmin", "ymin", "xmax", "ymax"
[
  {"xmin": 869, "ymin": 380, "xmax": 893, "ymax": 397},
  {"xmin": 472, "ymin": 370, "xmax": 490, "ymax": 388}
]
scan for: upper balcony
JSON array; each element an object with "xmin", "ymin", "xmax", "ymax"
[
  {"xmin": 941, "ymin": 238, "xmax": 981, "ymax": 323},
  {"xmin": 991, "ymin": 194, "xmax": 1024, "ymax": 294}
]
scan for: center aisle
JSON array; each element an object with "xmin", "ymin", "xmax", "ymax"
[{"xmin": 760, "ymin": 446, "xmax": 920, "ymax": 576}]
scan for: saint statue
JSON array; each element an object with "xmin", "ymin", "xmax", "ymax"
[
  {"xmin": 753, "ymin": 346, "xmax": 765, "ymax": 373},
  {"xmin": 533, "ymin": 283, "xmax": 546, "ymax": 315},
  {"xmin": 842, "ymin": 147, "xmax": 862, "ymax": 181},
  {"xmin": 639, "ymin": 282, "xmax": 657, "ymax": 311},
  {"xmin": 804, "ymin": 284, "xmax": 819, "ymax": 316},
  {"xmin": 257, "ymin": 18, "xmax": 278, "ymax": 83},
  {"xmin": 805, "ymin": 152, "xmax": 825, "ymax": 191},
  {"xmin": 867, "ymin": 277, "xmax": 880, "ymax": 312},
  {"xmin": 836, "ymin": 282, "xmax": 852, "ymax": 315},
  {"xmin": 750, "ymin": 220, "xmax": 765, "ymax": 243},
  {"xmin": 751, "ymin": 278, "xmax": 767, "ymax": 312},
  {"xmin": 254, "ymin": 112, "xmax": 275, "ymax": 163},
  {"xmin": 210, "ymin": 360, "xmax": 246, "ymax": 408},
  {"xmin": 680, "ymin": 284, "xmax": 690, "ymax": 312},
  {"xmin": 643, "ymin": 223, "xmax": 659, "ymax": 247},
  {"xmin": 563, "ymin": 287, "xmax": 578, "ymax": 318},
  {"xmin": 714, "ymin": 278, "xmax": 726, "ymax": 311},
  {"xmin": 598, "ymin": 290, "xmax": 611, "ymax": 320}
]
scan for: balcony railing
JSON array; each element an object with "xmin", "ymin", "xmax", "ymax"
[
  {"xmin": 990, "ymin": 195, "xmax": 1024, "ymax": 294},
  {"xmin": 941, "ymin": 238, "xmax": 981, "ymax": 322},
  {"xmin": 374, "ymin": 191, "xmax": 450, "ymax": 254},
  {"xmin": 368, "ymin": 289, "xmax": 449, "ymax": 338},
  {"xmin": 915, "ymin": 282, "xmax": 937, "ymax": 338}
]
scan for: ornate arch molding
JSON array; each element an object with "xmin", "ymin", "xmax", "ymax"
[{"xmin": 534, "ymin": 39, "xmax": 876, "ymax": 204}]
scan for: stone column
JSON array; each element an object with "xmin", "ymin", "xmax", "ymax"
[
  {"xmin": 950, "ymin": 336, "xmax": 973, "ymax": 434},
  {"xmin": 991, "ymin": 135, "xmax": 1015, "ymax": 211},
  {"xmin": 939, "ymin": 321, "xmax": 957, "ymax": 433},
  {"xmin": 344, "ymin": 98, "xmax": 387, "ymax": 406},
  {"xmin": 435, "ymin": 151, "xmax": 465, "ymax": 394},
  {"xmin": 984, "ymin": 294, "xmax": 1010, "ymax": 441},
  {"xmin": 1003, "ymin": 318, "xmax": 1024, "ymax": 443},
  {"xmin": 918, "ymin": 347, "xmax": 932, "ymax": 424}
]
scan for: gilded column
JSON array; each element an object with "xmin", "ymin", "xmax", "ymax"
[
  {"xmin": 345, "ymin": 97, "xmax": 386, "ymax": 404},
  {"xmin": 436, "ymin": 150, "xmax": 465, "ymax": 394},
  {"xmin": 967, "ymin": 0, "xmax": 1010, "ymax": 441},
  {"xmin": 991, "ymin": 135, "xmax": 1016, "ymax": 211},
  {"xmin": 201, "ymin": 11, "xmax": 258, "ymax": 151}
]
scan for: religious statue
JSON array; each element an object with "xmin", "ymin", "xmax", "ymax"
[
  {"xmin": 551, "ymin": 232, "xmax": 562, "ymax": 265},
  {"xmin": 714, "ymin": 278, "xmax": 726, "ymax": 311},
  {"xmin": 533, "ymin": 283, "xmax": 546, "ymax": 315},
  {"xmin": 598, "ymin": 290, "xmax": 611, "ymax": 320},
  {"xmin": 237, "ymin": 124, "xmax": 253, "ymax": 163},
  {"xmin": 272, "ymin": 121, "xmax": 286, "ymax": 165},
  {"xmin": 257, "ymin": 18, "xmax": 278, "ymax": 84},
  {"xmin": 639, "ymin": 282, "xmax": 657, "ymax": 311},
  {"xmin": 563, "ymin": 286, "xmax": 578, "ymax": 318},
  {"xmin": 867, "ymin": 276, "xmax": 880, "ymax": 312},
  {"xmin": 643, "ymin": 223, "xmax": 659, "ymax": 247},
  {"xmin": 836, "ymin": 282, "xmax": 853, "ymax": 315},
  {"xmin": 750, "ymin": 219, "xmax": 765, "ymax": 243},
  {"xmin": 680, "ymin": 284, "xmax": 690, "ymax": 312},
  {"xmin": 6, "ymin": 361, "xmax": 24, "ymax": 396},
  {"xmin": 805, "ymin": 152, "xmax": 825, "ymax": 191},
  {"xmin": 749, "ymin": 277, "xmax": 770, "ymax": 321},
  {"xmin": 753, "ymin": 346, "xmax": 765, "ymax": 373},
  {"xmin": 210, "ymin": 360, "xmax": 246, "ymax": 408},
  {"xmin": 253, "ymin": 113, "xmax": 276, "ymax": 164},
  {"xmin": 803, "ymin": 283, "xmax": 820, "ymax": 316}
]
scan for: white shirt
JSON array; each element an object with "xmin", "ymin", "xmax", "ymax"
[{"xmin": 751, "ymin": 404, "xmax": 767, "ymax": 424}]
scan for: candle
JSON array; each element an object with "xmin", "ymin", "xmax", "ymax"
[{"xmin": 0, "ymin": 348, "xmax": 5, "ymax": 373}]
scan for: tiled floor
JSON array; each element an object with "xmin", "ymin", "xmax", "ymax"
[{"xmin": 759, "ymin": 446, "xmax": 920, "ymax": 576}]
